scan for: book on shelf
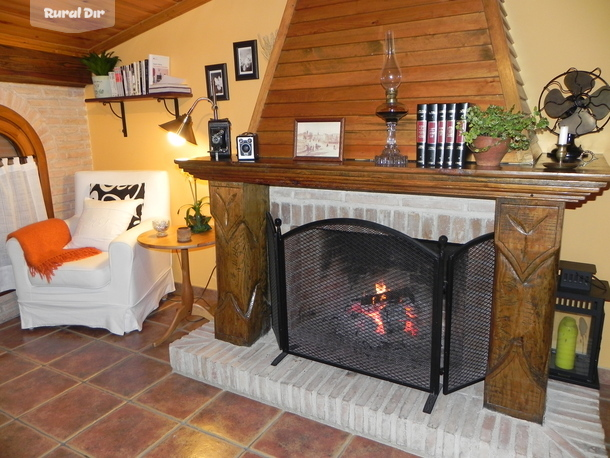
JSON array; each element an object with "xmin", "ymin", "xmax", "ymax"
[
  {"xmin": 149, "ymin": 54, "xmax": 170, "ymax": 87},
  {"xmin": 444, "ymin": 103, "xmax": 457, "ymax": 167},
  {"xmin": 453, "ymin": 102, "xmax": 469, "ymax": 167},
  {"xmin": 425, "ymin": 103, "xmax": 438, "ymax": 168},
  {"xmin": 148, "ymin": 75, "xmax": 192, "ymax": 94},
  {"xmin": 416, "ymin": 104, "xmax": 427, "ymax": 166},
  {"xmin": 435, "ymin": 104, "xmax": 446, "ymax": 168}
]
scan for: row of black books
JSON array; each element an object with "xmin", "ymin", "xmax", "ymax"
[
  {"xmin": 416, "ymin": 102, "xmax": 469, "ymax": 168},
  {"xmin": 107, "ymin": 54, "xmax": 192, "ymax": 97}
]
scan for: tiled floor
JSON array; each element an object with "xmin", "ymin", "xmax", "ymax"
[{"xmin": 0, "ymin": 292, "xmax": 419, "ymax": 457}]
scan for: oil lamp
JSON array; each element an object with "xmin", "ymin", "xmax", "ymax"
[{"xmin": 375, "ymin": 30, "xmax": 408, "ymax": 167}]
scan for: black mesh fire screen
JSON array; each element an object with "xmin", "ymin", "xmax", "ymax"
[{"xmin": 279, "ymin": 218, "xmax": 444, "ymax": 393}]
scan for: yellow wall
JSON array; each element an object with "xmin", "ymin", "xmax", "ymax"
[
  {"xmin": 86, "ymin": 0, "xmax": 610, "ymax": 366},
  {"xmin": 503, "ymin": 0, "xmax": 610, "ymax": 367},
  {"xmin": 86, "ymin": 0, "xmax": 288, "ymax": 290}
]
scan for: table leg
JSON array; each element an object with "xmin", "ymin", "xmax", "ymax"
[{"xmin": 154, "ymin": 248, "xmax": 195, "ymax": 347}]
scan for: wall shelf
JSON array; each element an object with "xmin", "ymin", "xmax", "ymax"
[{"xmin": 85, "ymin": 92, "xmax": 193, "ymax": 137}]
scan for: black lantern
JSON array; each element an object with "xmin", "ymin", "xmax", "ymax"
[{"xmin": 549, "ymin": 261, "xmax": 609, "ymax": 389}]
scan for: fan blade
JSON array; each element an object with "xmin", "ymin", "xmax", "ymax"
[
  {"xmin": 589, "ymin": 85, "xmax": 610, "ymax": 119},
  {"xmin": 543, "ymin": 88, "xmax": 573, "ymax": 118},
  {"xmin": 564, "ymin": 70, "xmax": 595, "ymax": 95},
  {"xmin": 560, "ymin": 109, "xmax": 597, "ymax": 135}
]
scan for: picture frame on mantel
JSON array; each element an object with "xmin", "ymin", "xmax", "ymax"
[
  {"xmin": 294, "ymin": 118, "xmax": 344, "ymax": 162},
  {"xmin": 233, "ymin": 40, "xmax": 259, "ymax": 81},
  {"xmin": 205, "ymin": 63, "xmax": 229, "ymax": 101}
]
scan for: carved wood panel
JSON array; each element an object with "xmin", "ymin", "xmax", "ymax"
[
  {"xmin": 484, "ymin": 198, "xmax": 564, "ymax": 423},
  {"xmin": 210, "ymin": 181, "xmax": 270, "ymax": 346}
]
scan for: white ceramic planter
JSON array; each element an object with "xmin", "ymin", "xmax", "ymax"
[{"xmin": 92, "ymin": 75, "xmax": 112, "ymax": 98}]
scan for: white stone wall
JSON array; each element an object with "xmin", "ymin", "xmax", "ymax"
[
  {"xmin": 0, "ymin": 82, "xmax": 93, "ymax": 219},
  {"xmin": 270, "ymin": 186, "xmax": 496, "ymax": 244}
]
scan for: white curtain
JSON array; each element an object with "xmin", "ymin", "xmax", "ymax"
[{"xmin": 0, "ymin": 157, "xmax": 48, "ymax": 292}]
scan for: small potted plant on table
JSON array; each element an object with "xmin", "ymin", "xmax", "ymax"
[
  {"xmin": 459, "ymin": 105, "xmax": 548, "ymax": 167},
  {"xmin": 178, "ymin": 178, "xmax": 212, "ymax": 234},
  {"xmin": 81, "ymin": 51, "xmax": 121, "ymax": 98}
]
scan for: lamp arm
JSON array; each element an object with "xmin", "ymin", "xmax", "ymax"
[{"xmin": 185, "ymin": 91, "xmax": 219, "ymax": 120}]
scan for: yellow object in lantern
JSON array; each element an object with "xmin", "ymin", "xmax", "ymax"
[{"xmin": 556, "ymin": 316, "xmax": 578, "ymax": 370}]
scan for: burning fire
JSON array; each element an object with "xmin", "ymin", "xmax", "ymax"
[{"xmin": 349, "ymin": 280, "xmax": 418, "ymax": 337}]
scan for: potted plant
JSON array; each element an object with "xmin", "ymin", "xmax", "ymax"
[
  {"xmin": 177, "ymin": 177, "xmax": 212, "ymax": 233},
  {"xmin": 81, "ymin": 51, "xmax": 121, "ymax": 98},
  {"xmin": 459, "ymin": 104, "xmax": 548, "ymax": 166}
]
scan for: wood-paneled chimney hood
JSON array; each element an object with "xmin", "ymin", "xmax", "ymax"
[{"xmin": 177, "ymin": 0, "xmax": 610, "ymax": 425}]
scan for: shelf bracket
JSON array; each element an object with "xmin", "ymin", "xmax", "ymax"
[
  {"xmin": 159, "ymin": 98, "xmax": 181, "ymax": 118},
  {"xmin": 102, "ymin": 101, "xmax": 127, "ymax": 137}
]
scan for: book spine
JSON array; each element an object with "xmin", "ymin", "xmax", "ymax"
[
  {"xmin": 444, "ymin": 103, "xmax": 457, "ymax": 167},
  {"xmin": 453, "ymin": 102, "xmax": 469, "ymax": 167},
  {"xmin": 416, "ymin": 104, "xmax": 428, "ymax": 166},
  {"xmin": 435, "ymin": 103, "xmax": 446, "ymax": 167},
  {"xmin": 425, "ymin": 103, "xmax": 438, "ymax": 168}
]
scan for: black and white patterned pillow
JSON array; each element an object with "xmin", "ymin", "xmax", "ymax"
[{"xmin": 89, "ymin": 183, "xmax": 145, "ymax": 229}]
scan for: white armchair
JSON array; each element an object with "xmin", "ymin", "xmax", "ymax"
[{"xmin": 6, "ymin": 170, "xmax": 175, "ymax": 335}]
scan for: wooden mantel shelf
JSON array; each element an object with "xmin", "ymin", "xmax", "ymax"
[
  {"xmin": 176, "ymin": 157, "xmax": 610, "ymax": 204},
  {"xmin": 177, "ymin": 155, "xmax": 610, "ymax": 425}
]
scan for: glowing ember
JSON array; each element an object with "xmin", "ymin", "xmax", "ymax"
[{"xmin": 349, "ymin": 282, "xmax": 418, "ymax": 337}]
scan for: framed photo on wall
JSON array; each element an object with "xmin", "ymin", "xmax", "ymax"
[
  {"xmin": 205, "ymin": 63, "xmax": 229, "ymax": 101},
  {"xmin": 294, "ymin": 118, "xmax": 345, "ymax": 162},
  {"xmin": 233, "ymin": 40, "xmax": 259, "ymax": 81}
]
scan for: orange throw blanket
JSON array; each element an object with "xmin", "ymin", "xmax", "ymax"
[{"xmin": 7, "ymin": 218, "xmax": 101, "ymax": 282}]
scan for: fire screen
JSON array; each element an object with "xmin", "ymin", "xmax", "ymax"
[{"xmin": 266, "ymin": 214, "xmax": 495, "ymax": 413}]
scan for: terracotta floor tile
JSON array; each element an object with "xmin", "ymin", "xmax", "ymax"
[
  {"xmin": 13, "ymin": 329, "xmax": 92, "ymax": 363},
  {"xmin": 21, "ymin": 384, "xmax": 123, "ymax": 440},
  {"xmin": 0, "ymin": 316, "xmax": 20, "ymax": 330},
  {"xmin": 89, "ymin": 354, "xmax": 171, "ymax": 398},
  {"xmin": 49, "ymin": 340, "xmax": 132, "ymax": 379},
  {"xmin": 0, "ymin": 367, "xmax": 78, "ymax": 416},
  {"xmin": 101, "ymin": 320, "xmax": 168, "ymax": 351},
  {"xmin": 340, "ymin": 435, "xmax": 420, "ymax": 457},
  {"xmin": 0, "ymin": 421, "xmax": 59, "ymax": 458},
  {"xmin": 65, "ymin": 325, "xmax": 111, "ymax": 339},
  {"xmin": 140, "ymin": 329, "xmax": 189, "ymax": 363},
  {"xmin": 0, "ymin": 352, "xmax": 38, "ymax": 384},
  {"xmin": 145, "ymin": 303, "xmax": 180, "ymax": 326},
  {"xmin": 0, "ymin": 323, "xmax": 56, "ymax": 350},
  {"xmin": 0, "ymin": 410, "xmax": 11, "ymax": 426},
  {"xmin": 67, "ymin": 403, "xmax": 177, "ymax": 458},
  {"xmin": 189, "ymin": 391, "xmax": 281, "ymax": 446},
  {"xmin": 43, "ymin": 446, "xmax": 87, "ymax": 458},
  {"xmin": 146, "ymin": 425, "xmax": 244, "ymax": 457},
  {"xmin": 252, "ymin": 412, "xmax": 351, "ymax": 458},
  {"xmin": 137, "ymin": 373, "xmax": 221, "ymax": 419}
]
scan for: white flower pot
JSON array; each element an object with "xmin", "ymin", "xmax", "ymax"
[{"xmin": 92, "ymin": 75, "xmax": 112, "ymax": 98}]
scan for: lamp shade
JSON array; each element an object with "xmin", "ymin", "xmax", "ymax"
[{"xmin": 159, "ymin": 114, "xmax": 197, "ymax": 145}]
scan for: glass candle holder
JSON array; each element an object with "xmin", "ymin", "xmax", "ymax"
[{"xmin": 152, "ymin": 219, "xmax": 170, "ymax": 237}]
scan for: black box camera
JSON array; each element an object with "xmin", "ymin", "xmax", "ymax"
[{"xmin": 237, "ymin": 132, "xmax": 258, "ymax": 161}]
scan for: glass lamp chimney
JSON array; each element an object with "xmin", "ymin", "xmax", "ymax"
[{"xmin": 380, "ymin": 30, "xmax": 402, "ymax": 104}]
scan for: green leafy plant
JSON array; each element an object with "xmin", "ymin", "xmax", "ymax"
[
  {"xmin": 458, "ymin": 105, "xmax": 548, "ymax": 152},
  {"xmin": 80, "ymin": 51, "xmax": 121, "ymax": 76},
  {"xmin": 177, "ymin": 178, "xmax": 212, "ymax": 233}
]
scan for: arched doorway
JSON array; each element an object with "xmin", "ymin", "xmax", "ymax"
[{"xmin": 0, "ymin": 105, "xmax": 53, "ymax": 217}]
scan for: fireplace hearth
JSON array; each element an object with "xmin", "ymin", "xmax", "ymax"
[{"xmin": 266, "ymin": 214, "xmax": 495, "ymax": 412}]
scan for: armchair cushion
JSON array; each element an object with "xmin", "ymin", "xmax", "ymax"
[
  {"xmin": 89, "ymin": 182, "xmax": 145, "ymax": 229},
  {"xmin": 67, "ymin": 198, "xmax": 144, "ymax": 251}
]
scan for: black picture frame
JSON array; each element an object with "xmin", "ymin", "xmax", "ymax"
[
  {"xmin": 294, "ymin": 118, "xmax": 345, "ymax": 162},
  {"xmin": 233, "ymin": 40, "xmax": 259, "ymax": 81},
  {"xmin": 205, "ymin": 63, "xmax": 229, "ymax": 101}
]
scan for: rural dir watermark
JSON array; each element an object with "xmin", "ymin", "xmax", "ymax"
[{"xmin": 31, "ymin": 0, "xmax": 115, "ymax": 33}]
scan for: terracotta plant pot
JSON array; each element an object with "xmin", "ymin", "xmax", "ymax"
[{"xmin": 471, "ymin": 136, "xmax": 510, "ymax": 167}]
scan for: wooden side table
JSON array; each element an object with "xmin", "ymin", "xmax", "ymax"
[{"xmin": 137, "ymin": 226, "xmax": 215, "ymax": 346}]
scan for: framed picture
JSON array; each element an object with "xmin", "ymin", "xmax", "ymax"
[
  {"xmin": 294, "ymin": 118, "xmax": 345, "ymax": 161},
  {"xmin": 233, "ymin": 40, "xmax": 259, "ymax": 81},
  {"xmin": 205, "ymin": 63, "xmax": 229, "ymax": 101}
]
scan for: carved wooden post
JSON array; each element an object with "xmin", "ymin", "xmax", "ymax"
[
  {"xmin": 209, "ymin": 181, "xmax": 270, "ymax": 346},
  {"xmin": 484, "ymin": 198, "xmax": 564, "ymax": 423}
]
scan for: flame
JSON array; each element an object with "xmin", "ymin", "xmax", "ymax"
[
  {"xmin": 350, "ymin": 302, "xmax": 386, "ymax": 334},
  {"xmin": 403, "ymin": 305, "xmax": 418, "ymax": 336},
  {"xmin": 375, "ymin": 281, "xmax": 388, "ymax": 294}
]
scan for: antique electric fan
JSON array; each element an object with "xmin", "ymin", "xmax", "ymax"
[{"xmin": 538, "ymin": 68, "xmax": 610, "ymax": 161}]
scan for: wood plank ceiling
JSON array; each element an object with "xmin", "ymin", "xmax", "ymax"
[
  {"xmin": 251, "ymin": 0, "xmax": 529, "ymax": 162},
  {"xmin": 0, "ymin": 0, "xmax": 212, "ymax": 87}
]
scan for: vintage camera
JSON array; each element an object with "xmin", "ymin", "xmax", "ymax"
[
  {"xmin": 208, "ymin": 118, "xmax": 231, "ymax": 161},
  {"xmin": 236, "ymin": 132, "xmax": 259, "ymax": 161}
]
